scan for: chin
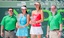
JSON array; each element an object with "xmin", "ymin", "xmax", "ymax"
[{"xmin": 10, "ymin": 14, "xmax": 13, "ymax": 16}]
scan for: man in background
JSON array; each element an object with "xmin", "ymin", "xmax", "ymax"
[
  {"xmin": 1, "ymin": 7, "xmax": 17, "ymax": 38},
  {"xmin": 46, "ymin": 5, "xmax": 62, "ymax": 38}
]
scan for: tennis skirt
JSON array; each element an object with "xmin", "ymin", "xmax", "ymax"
[{"xmin": 30, "ymin": 26, "xmax": 43, "ymax": 35}]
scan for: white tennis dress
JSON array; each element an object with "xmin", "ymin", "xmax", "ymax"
[{"xmin": 30, "ymin": 13, "xmax": 43, "ymax": 35}]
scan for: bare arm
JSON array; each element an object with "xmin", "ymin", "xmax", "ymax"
[
  {"xmin": 59, "ymin": 24, "xmax": 62, "ymax": 31},
  {"xmin": 1, "ymin": 26, "xmax": 4, "ymax": 33},
  {"xmin": 59, "ymin": 14, "xmax": 62, "ymax": 31},
  {"xmin": 1, "ymin": 25, "xmax": 4, "ymax": 37},
  {"xmin": 46, "ymin": 26, "xmax": 50, "ymax": 38},
  {"xmin": 16, "ymin": 22, "xmax": 19, "ymax": 29},
  {"xmin": 30, "ymin": 11, "xmax": 34, "ymax": 24},
  {"xmin": 24, "ymin": 14, "xmax": 30, "ymax": 27}
]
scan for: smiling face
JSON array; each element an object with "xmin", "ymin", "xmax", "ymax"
[
  {"xmin": 21, "ymin": 7, "xmax": 27, "ymax": 14},
  {"xmin": 8, "ymin": 8, "xmax": 13, "ymax": 16},
  {"xmin": 51, "ymin": 5, "xmax": 56, "ymax": 12},
  {"xmin": 22, "ymin": 9, "xmax": 26, "ymax": 14},
  {"xmin": 34, "ymin": 2, "xmax": 41, "ymax": 10}
]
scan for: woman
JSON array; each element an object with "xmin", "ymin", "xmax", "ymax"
[
  {"xmin": 16, "ymin": 6, "xmax": 30, "ymax": 38},
  {"xmin": 30, "ymin": 2, "xmax": 44, "ymax": 38}
]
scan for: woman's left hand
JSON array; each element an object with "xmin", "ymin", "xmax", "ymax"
[
  {"xmin": 31, "ymin": 21, "xmax": 36, "ymax": 24},
  {"xmin": 30, "ymin": 20, "xmax": 36, "ymax": 24}
]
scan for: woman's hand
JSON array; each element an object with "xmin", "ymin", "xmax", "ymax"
[
  {"xmin": 19, "ymin": 26, "xmax": 25, "ymax": 28},
  {"xmin": 16, "ymin": 25, "xmax": 25, "ymax": 28},
  {"xmin": 16, "ymin": 22, "xmax": 21, "ymax": 28},
  {"xmin": 16, "ymin": 24, "xmax": 20, "ymax": 28},
  {"xmin": 30, "ymin": 20, "xmax": 36, "ymax": 24}
]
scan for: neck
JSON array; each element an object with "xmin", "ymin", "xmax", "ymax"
[
  {"xmin": 52, "ymin": 11, "xmax": 56, "ymax": 16},
  {"xmin": 36, "ymin": 8, "xmax": 39, "ymax": 11},
  {"xmin": 52, "ymin": 11, "xmax": 56, "ymax": 13},
  {"xmin": 9, "ymin": 14, "xmax": 13, "ymax": 16},
  {"xmin": 22, "ymin": 13, "xmax": 26, "ymax": 15}
]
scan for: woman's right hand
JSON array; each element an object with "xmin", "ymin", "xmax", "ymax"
[
  {"xmin": 16, "ymin": 25, "xmax": 19, "ymax": 28},
  {"xmin": 16, "ymin": 22, "xmax": 20, "ymax": 28},
  {"xmin": 16, "ymin": 25, "xmax": 24, "ymax": 28},
  {"xmin": 16, "ymin": 22, "xmax": 25, "ymax": 28},
  {"xmin": 30, "ymin": 21, "xmax": 34, "ymax": 24}
]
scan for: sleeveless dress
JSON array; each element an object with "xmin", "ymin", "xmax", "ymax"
[
  {"xmin": 30, "ymin": 13, "xmax": 43, "ymax": 35},
  {"xmin": 16, "ymin": 14, "xmax": 28, "ymax": 36}
]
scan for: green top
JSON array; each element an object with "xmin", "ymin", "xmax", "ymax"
[
  {"xmin": 1, "ymin": 15, "xmax": 17, "ymax": 30},
  {"xmin": 48, "ymin": 12, "xmax": 62, "ymax": 30}
]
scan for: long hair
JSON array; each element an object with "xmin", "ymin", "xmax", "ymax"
[{"xmin": 36, "ymin": 2, "xmax": 41, "ymax": 10}]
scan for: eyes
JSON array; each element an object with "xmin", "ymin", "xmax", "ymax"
[
  {"xmin": 9, "ymin": 10, "xmax": 13, "ymax": 12},
  {"xmin": 34, "ymin": 4, "xmax": 39, "ymax": 6},
  {"xmin": 22, "ymin": 9, "xmax": 26, "ymax": 10}
]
